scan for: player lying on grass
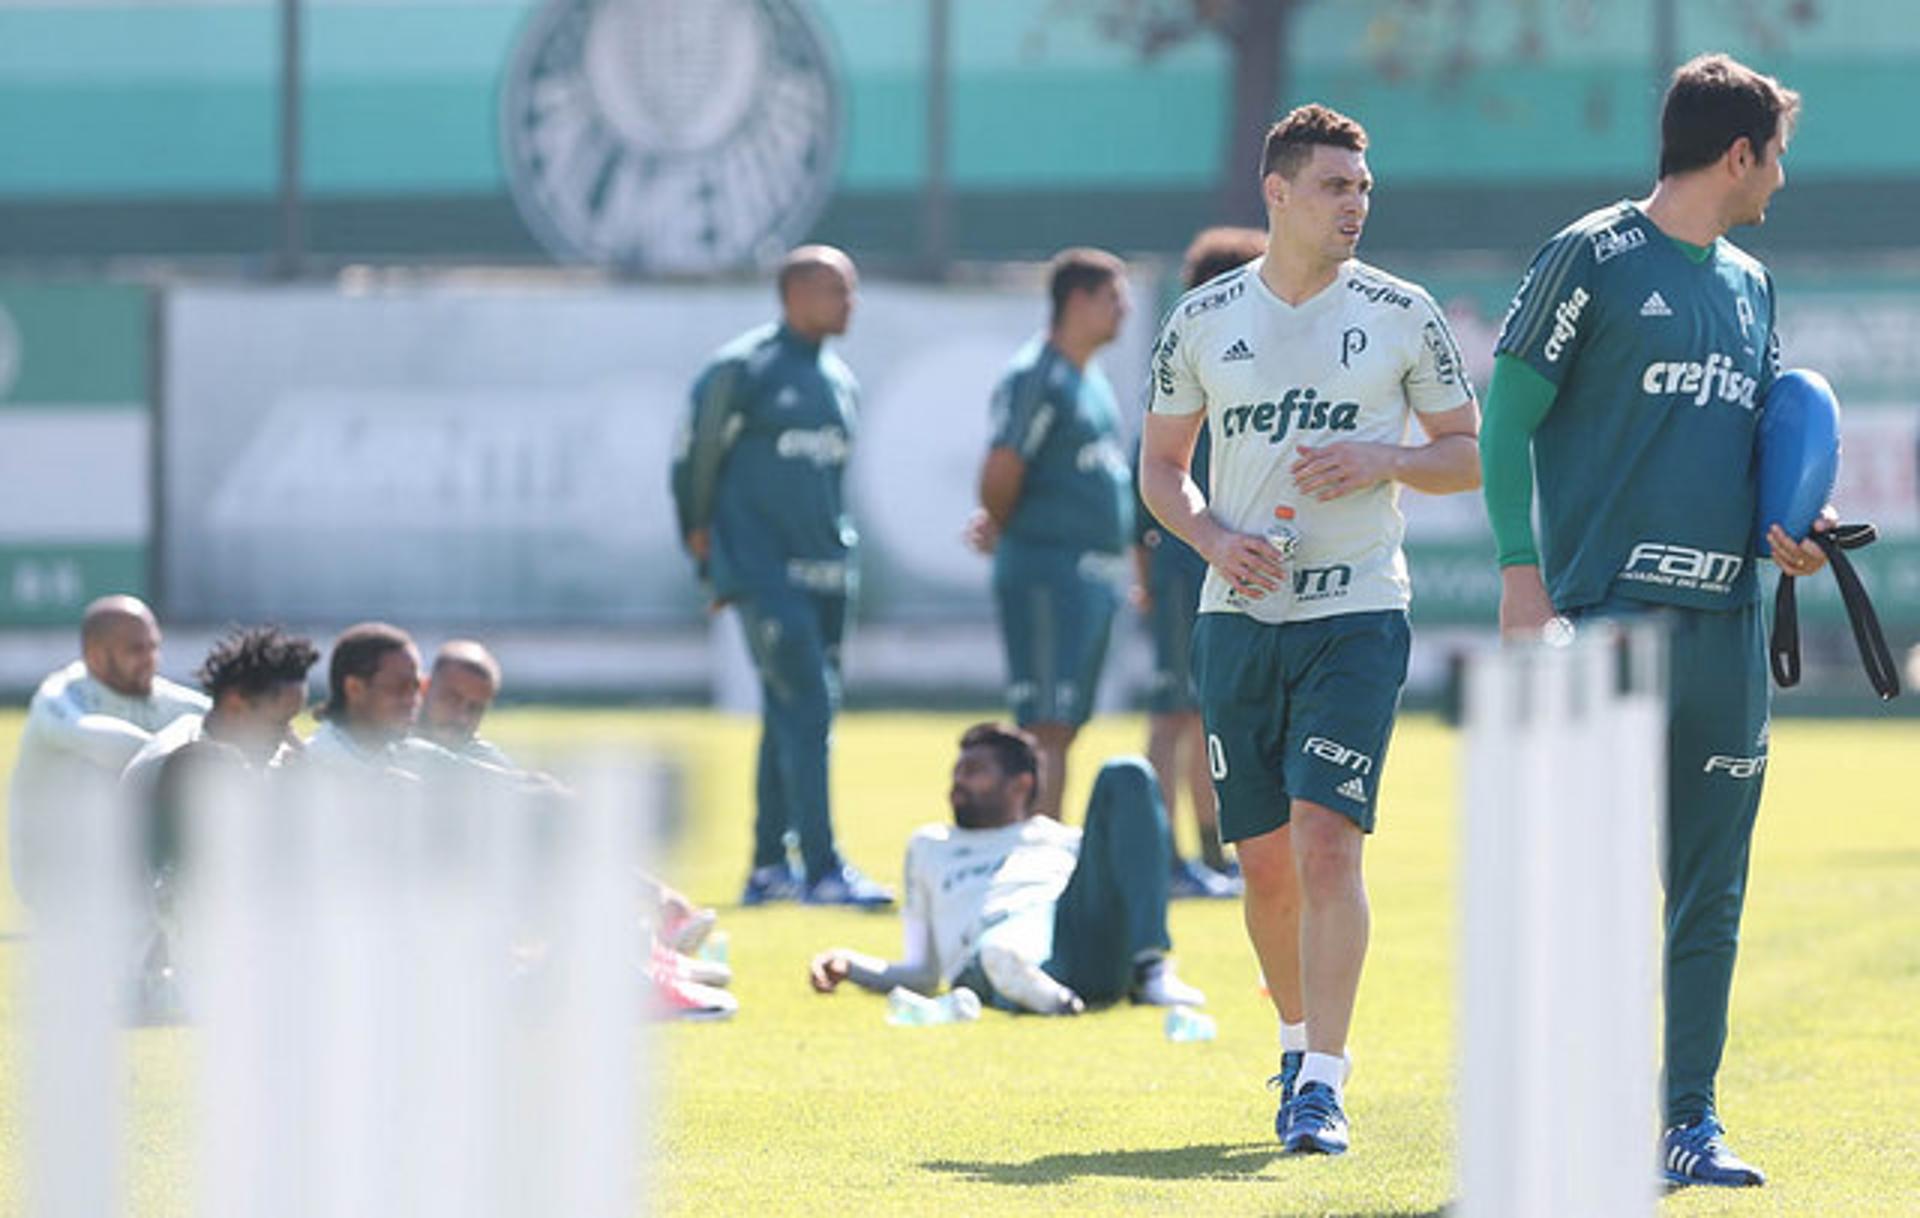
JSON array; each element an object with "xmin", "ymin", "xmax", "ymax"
[{"xmin": 807, "ymin": 722, "xmax": 1202, "ymax": 1014}]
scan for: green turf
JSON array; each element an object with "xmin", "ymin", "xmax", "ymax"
[{"xmin": 0, "ymin": 709, "xmax": 1916, "ymax": 1215}]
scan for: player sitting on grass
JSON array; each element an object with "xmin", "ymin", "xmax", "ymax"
[
  {"xmin": 807, "ymin": 723, "xmax": 1203, "ymax": 1014},
  {"xmin": 8, "ymin": 595, "xmax": 209, "ymax": 913},
  {"xmin": 416, "ymin": 638, "xmax": 518, "ymax": 769},
  {"xmin": 412, "ymin": 635, "xmax": 734, "ymax": 1018}
]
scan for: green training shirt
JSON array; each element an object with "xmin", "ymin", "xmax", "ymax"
[
  {"xmin": 988, "ymin": 337, "xmax": 1133, "ymax": 555},
  {"xmin": 670, "ymin": 323, "xmax": 859, "ymax": 600},
  {"xmin": 1494, "ymin": 200, "xmax": 1779, "ymax": 612}
]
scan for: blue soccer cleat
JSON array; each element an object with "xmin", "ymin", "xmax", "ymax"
[
  {"xmin": 1280, "ymin": 1081, "xmax": 1349, "ymax": 1154},
  {"xmin": 1663, "ymin": 1115, "xmax": 1765, "ymax": 1188},
  {"xmin": 802, "ymin": 864, "xmax": 896, "ymax": 909},
  {"xmin": 1267, "ymin": 1050, "xmax": 1306, "ymax": 1138},
  {"xmin": 740, "ymin": 863, "xmax": 802, "ymax": 907}
]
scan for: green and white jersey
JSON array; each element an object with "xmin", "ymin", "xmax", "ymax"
[
  {"xmin": 898, "ymin": 816, "xmax": 1081, "ymax": 987},
  {"xmin": 1149, "ymin": 259, "xmax": 1474, "ymax": 624},
  {"xmin": 1497, "ymin": 201, "xmax": 1778, "ymax": 612},
  {"xmin": 989, "ymin": 338, "xmax": 1133, "ymax": 556}
]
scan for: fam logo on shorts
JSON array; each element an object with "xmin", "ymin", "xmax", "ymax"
[
  {"xmin": 500, "ymin": 0, "xmax": 842, "ymax": 273},
  {"xmin": 1618, "ymin": 541, "xmax": 1744, "ymax": 595},
  {"xmin": 0, "ymin": 303, "xmax": 19, "ymax": 400}
]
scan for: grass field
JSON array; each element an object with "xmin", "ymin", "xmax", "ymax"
[{"xmin": 0, "ymin": 708, "xmax": 1916, "ymax": 1216}]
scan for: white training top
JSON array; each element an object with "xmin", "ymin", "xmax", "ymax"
[
  {"xmin": 8, "ymin": 660, "xmax": 209, "ymax": 906},
  {"xmin": 1148, "ymin": 257, "xmax": 1475, "ymax": 624},
  {"xmin": 895, "ymin": 815, "xmax": 1082, "ymax": 988}
]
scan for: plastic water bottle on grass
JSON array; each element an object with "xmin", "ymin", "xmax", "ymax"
[
  {"xmin": 1164, "ymin": 1005, "xmax": 1217, "ymax": 1042},
  {"xmin": 886, "ymin": 985, "xmax": 982, "ymax": 1026}
]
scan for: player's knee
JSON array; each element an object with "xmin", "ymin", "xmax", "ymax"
[
  {"xmin": 1087, "ymin": 757, "xmax": 1163, "ymax": 822},
  {"xmin": 1234, "ymin": 831, "xmax": 1296, "ymax": 902},
  {"xmin": 1292, "ymin": 802, "xmax": 1363, "ymax": 897}
]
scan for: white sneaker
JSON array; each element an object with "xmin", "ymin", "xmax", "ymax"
[
  {"xmin": 979, "ymin": 944, "xmax": 1082, "ymax": 1015},
  {"xmin": 1130, "ymin": 956, "xmax": 1206, "ymax": 1007}
]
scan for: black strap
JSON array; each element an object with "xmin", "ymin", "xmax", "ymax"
[{"xmin": 1768, "ymin": 523, "xmax": 1902, "ymax": 700}]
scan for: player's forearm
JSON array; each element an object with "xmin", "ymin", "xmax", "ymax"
[
  {"xmin": 1139, "ymin": 454, "xmax": 1232, "ymax": 563},
  {"xmin": 842, "ymin": 949, "xmax": 937, "ymax": 995},
  {"xmin": 45, "ymin": 709, "xmax": 155, "ymax": 770},
  {"xmin": 977, "ymin": 449, "xmax": 1025, "ymax": 528},
  {"xmin": 1390, "ymin": 434, "xmax": 1481, "ymax": 494},
  {"xmin": 1481, "ymin": 355, "xmax": 1558, "ymax": 566}
]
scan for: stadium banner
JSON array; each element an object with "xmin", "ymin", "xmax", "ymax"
[
  {"xmin": 159, "ymin": 279, "xmax": 1158, "ymax": 626},
  {"xmin": 160, "ymin": 274, "xmax": 1918, "ymax": 631},
  {"xmin": 0, "ymin": 282, "xmax": 151, "ymax": 625}
]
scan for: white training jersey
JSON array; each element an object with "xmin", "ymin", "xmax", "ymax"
[
  {"xmin": 1149, "ymin": 258, "xmax": 1475, "ymax": 624},
  {"xmin": 898, "ymin": 815, "xmax": 1081, "ymax": 987},
  {"xmin": 8, "ymin": 660, "xmax": 209, "ymax": 907}
]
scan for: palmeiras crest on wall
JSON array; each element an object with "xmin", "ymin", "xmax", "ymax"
[{"xmin": 501, "ymin": 0, "xmax": 843, "ymax": 273}]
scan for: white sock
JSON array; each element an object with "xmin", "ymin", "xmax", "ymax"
[
  {"xmin": 1279, "ymin": 1020, "xmax": 1307, "ymax": 1054},
  {"xmin": 1298, "ymin": 1051, "xmax": 1349, "ymax": 1101}
]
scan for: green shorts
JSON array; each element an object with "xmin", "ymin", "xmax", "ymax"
[
  {"xmin": 1190, "ymin": 609, "xmax": 1410, "ymax": 840},
  {"xmin": 1144, "ymin": 566, "xmax": 1204, "ymax": 715},
  {"xmin": 992, "ymin": 540, "xmax": 1122, "ymax": 728}
]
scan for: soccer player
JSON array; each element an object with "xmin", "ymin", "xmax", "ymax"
[
  {"xmin": 120, "ymin": 625, "xmax": 319, "ymax": 1019},
  {"xmin": 1481, "ymin": 54, "xmax": 1824, "ymax": 1187},
  {"xmin": 671, "ymin": 245, "xmax": 891, "ymax": 909},
  {"xmin": 1139, "ymin": 104, "xmax": 1481, "ymax": 1155},
  {"xmin": 8, "ymin": 595, "xmax": 209, "ymax": 912},
  {"xmin": 806, "ymin": 723, "xmax": 1202, "ymax": 1014},
  {"xmin": 417, "ymin": 638, "xmax": 516, "ymax": 769},
  {"xmin": 1134, "ymin": 227, "xmax": 1268, "ymax": 899},
  {"xmin": 304, "ymin": 621, "xmax": 485, "ymax": 780},
  {"xmin": 970, "ymin": 249, "xmax": 1135, "ymax": 822},
  {"xmin": 122, "ymin": 625, "xmax": 318, "ymax": 816}
]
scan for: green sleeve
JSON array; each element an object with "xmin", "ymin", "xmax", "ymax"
[
  {"xmin": 671, "ymin": 361, "xmax": 748, "ymax": 539},
  {"xmin": 1480, "ymin": 354, "xmax": 1558, "ymax": 568}
]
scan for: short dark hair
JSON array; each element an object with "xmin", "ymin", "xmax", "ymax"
[
  {"xmin": 959, "ymin": 722, "xmax": 1039, "ymax": 787},
  {"xmin": 1181, "ymin": 226, "xmax": 1267, "ymax": 290},
  {"xmin": 432, "ymin": 639, "xmax": 502, "ymax": 691},
  {"xmin": 1659, "ymin": 53, "xmax": 1800, "ymax": 178},
  {"xmin": 318, "ymin": 621, "xmax": 414, "ymax": 721},
  {"xmin": 1261, "ymin": 103, "xmax": 1368, "ymax": 181},
  {"xmin": 1047, "ymin": 247, "xmax": 1125, "ymax": 326},
  {"xmin": 196, "ymin": 625, "xmax": 319, "ymax": 701}
]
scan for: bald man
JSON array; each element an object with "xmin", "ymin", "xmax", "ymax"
[
  {"xmin": 8, "ymin": 595, "xmax": 209, "ymax": 911},
  {"xmin": 417, "ymin": 638, "xmax": 516, "ymax": 769},
  {"xmin": 670, "ymin": 245, "xmax": 890, "ymax": 909}
]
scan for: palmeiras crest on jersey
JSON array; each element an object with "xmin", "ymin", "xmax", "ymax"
[{"xmin": 500, "ymin": 0, "xmax": 843, "ymax": 273}]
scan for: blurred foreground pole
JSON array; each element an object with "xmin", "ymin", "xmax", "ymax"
[
  {"xmin": 1457, "ymin": 624, "xmax": 1666, "ymax": 1218},
  {"xmin": 277, "ymin": 0, "xmax": 304, "ymax": 278}
]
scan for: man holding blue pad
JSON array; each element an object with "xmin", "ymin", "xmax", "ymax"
[{"xmin": 1480, "ymin": 53, "xmax": 1833, "ymax": 1188}]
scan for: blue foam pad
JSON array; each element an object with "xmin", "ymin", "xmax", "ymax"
[{"xmin": 1754, "ymin": 369, "xmax": 1840, "ymax": 556}]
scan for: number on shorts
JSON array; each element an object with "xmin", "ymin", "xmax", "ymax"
[{"xmin": 1206, "ymin": 733, "xmax": 1228, "ymax": 780}]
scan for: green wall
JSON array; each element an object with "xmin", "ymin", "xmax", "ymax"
[{"xmin": 0, "ymin": 0, "xmax": 1914, "ymax": 261}]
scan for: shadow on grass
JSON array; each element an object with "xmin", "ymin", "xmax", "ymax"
[
  {"xmin": 925, "ymin": 1141, "xmax": 1449, "ymax": 1203},
  {"xmin": 923, "ymin": 1141, "xmax": 1275, "ymax": 1185}
]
